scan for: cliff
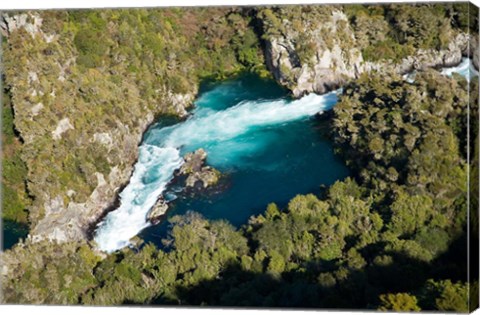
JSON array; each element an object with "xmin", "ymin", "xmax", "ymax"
[
  {"xmin": 259, "ymin": 5, "xmax": 479, "ymax": 97},
  {"xmin": 260, "ymin": 7, "xmax": 364, "ymax": 97},
  {"xmin": 1, "ymin": 8, "xmax": 264, "ymax": 243},
  {"xmin": 1, "ymin": 4, "xmax": 478, "ymax": 245}
]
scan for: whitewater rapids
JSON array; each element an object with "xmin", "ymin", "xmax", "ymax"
[
  {"xmin": 95, "ymin": 58, "xmax": 478, "ymax": 253},
  {"xmin": 94, "ymin": 90, "xmax": 339, "ymax": 252}
]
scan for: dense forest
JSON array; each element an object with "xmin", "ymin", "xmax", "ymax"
[{"xmin": 1, "ymin": 3, "xmax": 479, "ymax": 311}]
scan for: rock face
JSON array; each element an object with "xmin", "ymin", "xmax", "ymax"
[
  {"xmin": 363, "ymin": 33, "xmax": 470, "ymax": 75},
  {"xmin": 28, "ymin": 98, "xmax": 195, "ymax": 243},
  {"xmin": 262, "ymin": 9, "xmax": 477, "ymax": 97},
  {"xmin": 3, "ymin": 7, "xmax": 478, "ymax": 246},
  {"xmin": 178, "ymin": 149, "xmax": 221, "ymax": 189},
  {"xmin": 1, "ymin": 13, "xmax": 47, "ymax": 40},
  {"xmin": 145, "ymin": 148, "xmax": 221, "ymax": 225},
  {"xmin": 264, "ymin": 10, "xmax": 363, "ymax": 97},
  {"xmin": 2, "ymin": 12, "xmax": 196, "ymax": 244},
  {"xmin": 470, "ymin": 35, "xmax": 480, "ymax": 70}
]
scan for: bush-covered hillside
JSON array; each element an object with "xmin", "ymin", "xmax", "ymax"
[
  {"xmin": 2, "ymin": 70, "xmax": 478, "ymax": 312},
  {"xmin": 1, "ymin": 7, "xmax": 267, "ymax": 236},
  {"xmin": 1, "ymin": 3, "xmax": 478, "ymax": 312}
]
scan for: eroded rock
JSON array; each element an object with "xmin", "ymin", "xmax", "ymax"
[
  {"xmin": 263, "ymin": 9, "xmax": 477, "ymax": 97},
  {"xmin": 52, "ymin": 118, "xmax": 74, "ymax": 140},
  {"xmin": 264, "ymin": 10, "xmax": 363, "ymax": 97},
  {"xmin": 179, "ymin": 148, "xmax": 221, "ymax": 189},
  {"xmin": 146, "ymin": 198, "xmax": 169, "ymax": 225},
  {"xmin": 145, "ymin": 148, "xmax": 222, "ymax": 225}
]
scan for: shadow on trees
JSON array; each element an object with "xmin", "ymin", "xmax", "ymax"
[{"xmin": 147, "ymin": 232, "xmax": 471, "ymax": 310}]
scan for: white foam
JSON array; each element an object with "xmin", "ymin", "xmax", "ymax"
[
  {"xmin": 94, "ymin": 146, "xmax": 183, "ymax": 252},
  {"xmin": 441, "ymin": 58, "xmax": 479, "ymax": 81},
  {"xmin": 94, "ymin": 58, "xmax": 478, "ymax": 253},
  {"xmin": 94, "ymin": 89, "xmax": 339, "ymax": 252}
]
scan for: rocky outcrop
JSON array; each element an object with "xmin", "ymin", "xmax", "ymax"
[
  {"xmin": 30, "ymin": 167, "xmax": 131, "ymax": 242},
  {"xmin": 263, "ymin": 8, "xmax": 477, "ymax": 97},
  {"xmin": 145, "ymin": 148, "xmax": 222, "ymax": 225},
  {"xmin": 0, "ymin": 13, "xmax": 55, "ymax": 42},
  {"xmin": 362, "ymin": 33, "xmax": 471, "ymax": 75},
  {"xmin": 469, "ymin": 35, "xmax": 480, "ymax": 70},
  {"xmin": 146, "ymin": 197, "xmax": 169, "ymax": 225},
  {"xmin": 29, "ymin": 99, "xmax": 195, "ymax": 242},
  {"xmin": 4, "ymin": 7, "xmax": 478, "ymax": 247},
  {"xmin": 51, "ymin": 117, "xmax": 74, "ymax": 140},
  {"xmin": 178, "ymin": 148, "xmax": 221, "ymax": 189},
  {"xmin": 2, "ymin": 11, "xmax": 197, "ymax": 244},
  {"xmin": 264, "ymin": 10, "xmax": 363, "ymax": 97}
]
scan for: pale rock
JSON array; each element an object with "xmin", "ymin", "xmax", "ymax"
[
  {"xmin": 1, "ymin": 265, "xmax": 8, "ymax": 276},
  {"xmin": 66, "ymin": 190, "xmax": 76, "ymax": 198},
  {"xmin": 264, "ymin": 10, "xmax": 476, "ymax": 97},
  {"xmin": 30, "ymin": 163, "xmax": 132, "ymax": 243},
  {"xmin": 28, "ymin": 71, "xmax": 38, "ymax": 83},
  {"xmin": 146, "ymin": 198, "xmax": 169, "ymax": 224},
  {"xmin": 31, "ymin": 102, "xmax": 44, "ymax": 116},
  {"xmin": 52, "ymin": 118, "xmax": 74, "ymax": 140},
  {"xmin": 57, "ymin": 57, "xmax": 75, "ymax": 83},
  {"xmin": 44, "ymin": 195, "xmax": 65, "ymax": 217},
  {"xmin": 179, "ymin": 148, "xmax": 220, "ymax": 189},
  {"xmin": 265, "ymin": 10, "xmax": 363, "ymax": 97},
  {"xmin": 0, "ymin": 13, "xmax": 43, "ymax": 38},
  {"xmin": 93, "ymin": 132, "xmax": 113, "ymax": 150},
  {"xmin": 96, "ymin": 172, "xmax": 107, "ymax": 186},
  {"xmin": 165, "ymin": 89, "xmax": 196, "ymax": 118},
  {"xmin": 44, "ymin": 33, "xmax": 55, "ymax": 43}
]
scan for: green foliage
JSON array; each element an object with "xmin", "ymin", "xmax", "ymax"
[
  {"xmin": 450, "ymin": 3, "xmax": 479, "ymax": 33},
  {"xmin": 420, "ymin": 280, "xmax": 469, "ymax": 312},
  {"xmin": 386, "ymin": 4, "xmax": 453, "ymax": 50},
  {"xmin": 1, "ymin": 4, "xmax": 475, "ymax": 312},
  {"xmin": 2, "ymin": 7, "xmax": 268, "ymax": 228},
  {"xmin": 362, "ymin": 39, "xmax": 415, "ymax": 62},
  {"xmin": 378, "ymin": 293, "xmax": 421, "ymax": 311},
  {"xmin": 1, "ymin": 241, "xmax": 99, "ymax": 304},
  {"xmin": 388, "ymin": 192, "xmax": 434, "ymax": 236},
  {"xmin": 2, "ymin": 93, "xmax": 16, "ymax": 144},
  {"xmin": 1, "ymin": 90, "xmax": 29, "ymax": 223},
  {"xmin": 345, "ymin": 4, "xmax": 462, "ymax": 62}
]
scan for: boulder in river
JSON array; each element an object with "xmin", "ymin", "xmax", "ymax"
[
  {"xmin": 146, "ymin": 148, "xmax": 222, "ymax": 225},
  {"xmin": 146, "ymin": 197, "xmax": 169, "ymax": 225},
  {"xmin": 178, "ymin": 148, "xmax": 221, "ymax": 189}
]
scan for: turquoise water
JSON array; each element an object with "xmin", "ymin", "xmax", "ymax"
[
  {"xmin": 138, "ymin": 75, "xmax": 350, "ymax": 246},
  {"xmin": 2, "ymin": 61, "xmax": 477, "ymax": 252},
  {"xmin": 140, "ymin": 117, "xmax": 349, "ymax": 244},
  {"xmin": 92, "ymin": 60, "xmax": 478, "ymax": 252},
  {"xmin": 94, "ymin": 74, "xmax": 346, "ymax": 252}
]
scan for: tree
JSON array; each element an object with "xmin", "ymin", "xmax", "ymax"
[{"xmin": 378, "ymin": 293, "xmax": 421, "ymax": 311}]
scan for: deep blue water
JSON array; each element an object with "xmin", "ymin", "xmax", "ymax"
[
  {"xmin": 137, "ymin": 75, "xmax": 349, "ymax": 245},
  {"xmin": 2, "ymin": 61, "xmax": 477, "ymax": 252},
  {"xmin": 95, "ymin": 73, "xmax": 347, "ymax": 251},
  {"xmin": 2, "ymin": 220, "xmax": 28, "ymax": 250}
]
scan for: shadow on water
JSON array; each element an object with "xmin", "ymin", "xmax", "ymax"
[{"xmin": 2, "ymin": 219, "xmax": 28, "ymax": 250}]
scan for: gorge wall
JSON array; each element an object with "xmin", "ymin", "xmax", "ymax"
[
  {"xmin": 1, "ymin": 8, "xmax": 260, "ymax": 243},
  {"xmin": 1, "ymin": 4, "xmax": 478, "ymax": 245},
  {"xmin": 258, "ymin": 5, "xmax": 479, "ymax": 97}
]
